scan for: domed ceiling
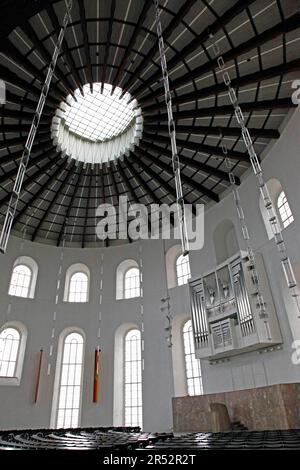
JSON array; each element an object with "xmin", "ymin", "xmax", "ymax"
[{"xmin": 0, "ymin": 0, "xmax": 299, "ymax": 247}]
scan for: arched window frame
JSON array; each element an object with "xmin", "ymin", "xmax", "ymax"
[
  {"xmin": 171, "ymin": 314, "xmax": 204, "ymax": 397},
  {"xmin": 68, "ymin": 272, "xmax": 89, "ymax": 303},
  {"xmin": 63, "ymin": 263, "xmax": 90, "ymax": 303},
  {"xmin": 8, "ymin": 256, "xmax": 38, "ymax": 299},
  {"xmin": 165, "ymin": 244, "xmax": 184, "ymax": 289},
  {"xmin": 113, "ymin": 323, "xmax": 143, "ymax": 428},
  {"xmin": 277, "ymin": 190, "xmax": 294, "ymax": 229},
  {"xmin": 176, "ymin": 254, "xmax": 191, "ymax": 286},
  {"xmin": 259, "ymin": 179, "xmax": 294, "ymax": 239},
  {"xmin": 124, "ymin": 267, "xmax": 141, "ymax": 299},
  {"xmin": 50, "ymin": 327, "xmax": 85, "ymax": 429},
  {"xmin": 183, "ymin": 320, "xmax": 203, "ymax": 396},
  {"xmin": 116, "ymin": 259, "xmax": 141, "ymax": 300},
  {"xmin": 124, "ymin": 328, "xmax": 143, "ymax": 428},
  {"xmin": 0, "ymin": 321, "xmax": 27, "ymax": 386}
]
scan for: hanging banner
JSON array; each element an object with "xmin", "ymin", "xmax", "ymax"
[
  {"xmin": 93, "ymin": 348, "xmax": 101, "ymax": 403},
  {"xmin": 34, "ymin": 349, "xmax": 43, "ymax": 403}
]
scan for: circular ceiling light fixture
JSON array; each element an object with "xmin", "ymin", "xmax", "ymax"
[{"xmin": 51, "ymin": 83, "xmax": 143, "ymax": 165}]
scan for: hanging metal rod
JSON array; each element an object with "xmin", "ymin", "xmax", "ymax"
[
  {"xmin": 154, "ymin": 0, "xmax": 189, "ymax": 256},
  {"xmin": 210, "ymin": 34, "xmax": 300, "ymax": 319},
  {"xmin": 0, "ymin": 0, "xmax": 73, "ymax": 254}
]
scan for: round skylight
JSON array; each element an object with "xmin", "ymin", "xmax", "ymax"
[
  {"xmin": 64, "ymin": 83, "xmax": 135, "ymax": 142},
  {"xmin": 51, "ymin": 83, "xmax": 143, "ymax": 165}
]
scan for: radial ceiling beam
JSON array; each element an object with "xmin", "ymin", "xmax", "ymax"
[
  {"xmin": 57, "ymin": 167, "xmax": 83, "ymax": 246},
  {"xmin": 134, "ymin": 10, "xmax": 300, "ymax": 98},
  {"xmin": 129, "ymin": 152, "xmax": 197, "ymax": 216},
  {"xmin": 1, "ymin": 38, "xmax": 66, "ymax": 102},
  {"xmin": 0, "ymin": 138, "xmax": 53, "ymax": 163},
  {"xmin": 136, "ymin": 143, "xmax": 240, "ymax": 185},
  {"xmin": 46, "ymin": 3, "xmax": 84, "ymax": 93},
  {"xmin": 78, "ymin": 0, "xmax": 93, "ymax": 92},
  {"xmin": 0, "ymin": 153, "xmax": 62, "ymax": 208},
  {"xmin": 116, "ymin": 162, "xmax": 139, "ymax": 205},
  {"xmin": 108, "ymin": 163, "xmax": 135, "ymax": 244},
  {"xmin": 115, "ymin": 161, "xmax": 153, "ymax": 239},
  {"xmin": 1, "ymin": 135, "xmax": 52, "ymax": 153},
  {"xmin": 100, "ymin": 167, "xmax": 106, "ymax": 206},
  {"xmin": 0, "ymin": 134, "xmax": 51, "ymax": 152},
  {"xmin": 111, "ymin": 0, "xmax": 152, "ymax": 92},
  {"xmin": 31, "ymin": 162, "xmax": 76, "ymax": 241},
  {"xmin": 135, "ymin": 145, "xmax": 220, "ymax": 202},
  {"xmin": 1, "ymin": 38, "xmax": 45, "ymax": 84},
  {"xmin": 121, "ymin": 0, "xmax": 198, "ymax": 94},
  {"xmin": 108, "ymin": 164, "xmax": 121, "ymax": 206},
  {"xmin": 0, "ymin": 64, "xmax": 58, "ymax": 107},
  {"xmin": 142, "ymin": 134, "xmax": 249, "ymax": 163},
  {"xmin": 143, "ymin": 124, "xmax": 280, "ymax": 140},
  {"xmin": 142, "ymin": 59, "xmax": 300, "ymax": 109},
  {"xmin": 81, "ymin": 168, "xmax": 92, "ymax": 248},
  {"xmin": 122, "ymin": 158, "xmax": 163, "ymax": 207},
  {"xmin": 4, "ymin": 138, "xmax": 54, "ymax": 158},
  {"xmin": 143, "ymin": 99, "xmax": 296, "ymax": 122},
  {"xmin": 115, "ymin": 161, "xmax": 152, "ymax": 239},
  {"xmin": 100, "ymin": 167, "xmax": 108, "ymax": 247},
  {"xmin": 12, "ymin": 160, "xmax": 67, "ymax": 228},
  {"xmin": 5, "ymin": 90, "xmax": 54, "ymax": 114},
  {"xmin": 0, "ymin": 124, "xmax": 50, "ymax": 135},
  {"xmin": 21, "ymin": 21, "xmax": 75, "ymax": 98},
  {"xmin": 0, "ymin": 108, "xmax": 52, "ymax": 124},
  {"xmin": 120, "ymin": 158, "xmax": 176, "ymax": 229},
  {"xmin": 0, "ymin": 0, "xmax": 60, "ymax": 41},
  {"xmin": 0, "ymin": 145, "xmax": 56, "ymax": 184},
  {"xmin": 101, "ymin": 0, "xmax": 116, "ymax": 92}
]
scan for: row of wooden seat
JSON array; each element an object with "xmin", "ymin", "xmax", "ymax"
[
  {"xmin": 0, "ymin": 427, "xmax": 172, "ymax": 450},
  {"xmin": 147, "ymin": 430, "xmax": 300, "ymax": 450},
  {"xmin": 1, "ymin": 428, "xmax": 300, "ymax": 450}
]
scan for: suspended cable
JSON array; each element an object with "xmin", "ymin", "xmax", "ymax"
[
  {"xmin": 0, "ymin": 0, "xmax": 73, "ymax": 254},
  {"xmin": 209, "ymin": 33, "xmax": 300, "ymax": 319},
  {"xmin": 219, "ymin": 129, "xmax": 271, "ymax": 339},
  {"xmin": 206, "ymin": 35, "xmax": 270, "ymax": 338},
  {"xmin": 154, "ymin": 0, "xmax": 189, "ymax": 257}
]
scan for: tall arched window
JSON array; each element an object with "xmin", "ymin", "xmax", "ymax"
[
  {"xmin": 277, "ymin": 191, "xmax": 294, "ymax": 229},
  {"xmin": 260, "ymin": 179, "xmax": 294, "ymax": 239},
  {"xmin": 124, "ymin": 268, "xmax": 140, "ymax": 299},
  {"xmin": 68, "ymin": 272, "xmax": 88, "ymax": 302},
  {"xmin": 124, "ymin": 329, "xmax": 143, "ymax": 427},
  {"xmin": 0, "ymin": 327, "xmax": 20, "ymax": 377},
  {"xmin": 56, "ymin": 332, "xmax": 84, "ymax": 429},
  {"xmin": 176, "ymin": 254, "xmax": 191, "ymax": 286},
  {"xmin": 183, "ymin": 320, "xmax": 203, "ymax": 396},
  {"xmin": 8, "ymin": 264, "xmax": 32, "ymax": 298}
]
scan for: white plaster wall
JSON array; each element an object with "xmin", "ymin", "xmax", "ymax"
[
  {"xmin": 0, "ymin": 237, "xmax": 174, "ymax": 432},
  {"xmin": 0, "ymin": 107, "xmax": 300, "ymax": 431}
]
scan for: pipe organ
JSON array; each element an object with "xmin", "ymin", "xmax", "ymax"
[{"xmin": 189, "ymin": 251, "xmax": 282, "ymax": 360}]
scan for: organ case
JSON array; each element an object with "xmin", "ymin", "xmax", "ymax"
[{"xmin": 189, "ymin": 251, "xmax": 282, "ymax": 360}]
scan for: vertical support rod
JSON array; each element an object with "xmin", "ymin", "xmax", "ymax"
[
  {"xmin": 154, "ymin": 0, "xmax": 189, "ymax": 256},
  {"xmin": 210, "ymin": 34, "xmax": 300, "ymax": 319},
  {"xmin": 0, "ymin": 0, "xmax": 73, "ymax": 254}
]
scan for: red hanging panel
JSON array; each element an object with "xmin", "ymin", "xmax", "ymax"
[
  {"xmin": 34, "ymin": 349, "xmax": 43, "ymax": 403},
  {"xmin": 93, "ymin": 348, "xmax": 101, "ymax": 403}
]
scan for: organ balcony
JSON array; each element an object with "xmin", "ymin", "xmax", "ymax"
[{"xmin": 189, "ymin": 251, "xmax": 282, "ymax": 361}]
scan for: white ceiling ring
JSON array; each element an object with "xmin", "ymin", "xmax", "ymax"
[{"xmin": 51, "ymin": 83, "xmax": 143, "ymax": 165}]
